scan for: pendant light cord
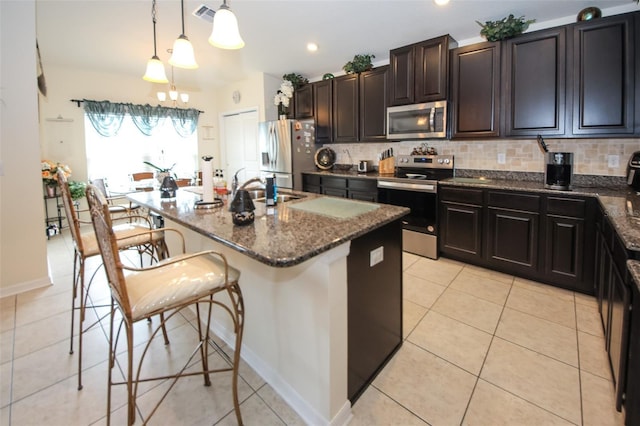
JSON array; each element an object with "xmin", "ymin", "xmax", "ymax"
[
  {"xmin": 180, "ymin": 0, "xmax": 186, "ymax": 35},
  {"xmin": 152, "ymin": 0, "xmax": 159, "ymax": 57}
]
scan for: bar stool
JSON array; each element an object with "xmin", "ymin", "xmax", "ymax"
[
  {"xmin": 85, "ymin": 183, "xmax": 245, "ymax": 425},
  {"xmin": 57, "ymin": 171, "xmax": 169, "ymax": 390}
]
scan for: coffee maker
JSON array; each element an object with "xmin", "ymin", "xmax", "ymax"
[
  {"xmin": 627, "ymin": 151, "xmax": 640, "ymax": 190},
  {"xmin": 545, "ymin": 152, "xmax": 573, "ymax": 190}
]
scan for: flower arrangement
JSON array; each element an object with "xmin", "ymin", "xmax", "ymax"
[
  {"xmin": 68, "ymin": 181, "xmax": 87, "ymax": 200},
  {"xmin": 274, "ymin": 80, "xmax": 294, "ymax": 117},
  {"xmin": 143, "ymin": 161, "xmax": 176, "ymax": 173},
  {"xmin": 41, "ymin": 160, "xmax": 71, "ymax": 186}
]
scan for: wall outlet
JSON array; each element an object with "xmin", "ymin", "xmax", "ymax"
[
  {"xmin": 608, "ymin": 155, "xmax": 620, "ymax": 168},
  {"xmin": 370, "ymin": 246, "xmax": 384, "ymax": 267},
  {"xmin": 497, "ymin": 153, "xmax": 506, "ymax": 164}
]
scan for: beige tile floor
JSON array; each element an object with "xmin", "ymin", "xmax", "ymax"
[{"xmin": 0, "ymin": 232, "xmax": 626, "ymax": 425}]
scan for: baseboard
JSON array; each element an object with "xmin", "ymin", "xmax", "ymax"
[{"xmin": 0, "ymin": 275, "xmax": 51, "ymax": 298}]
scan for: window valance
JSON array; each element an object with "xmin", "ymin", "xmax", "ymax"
[{"xmin": 81, "ymin": 99, "xmax": 201, "ymax": 138}]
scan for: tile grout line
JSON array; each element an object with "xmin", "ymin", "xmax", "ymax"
[{"xmin": 458, "ymin": 272, "xmax": 515, "ymax": 425}]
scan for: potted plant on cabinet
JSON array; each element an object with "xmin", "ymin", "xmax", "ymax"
[
  {"xmin": 476, "ymin": 14, "xmax": 535, "ymax": 41},
  {"xmin": 343, "ymin": 54, "xmax": 375, "ymax": 74}
]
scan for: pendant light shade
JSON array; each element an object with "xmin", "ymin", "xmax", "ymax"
[
  {"xmin": 143, "ymin": 0, "xmax": 169, "ymax": 83},
  {"xmin": 169, "ymin": 35, "xmax": 198, "ymax": 69},
  {"xmin": 169, "ymin": 0, "xmax": 198, "ymax": 69},
  {"xmin": 143, "ymin": 56, "xmax": 169, "ymax": 83},
  {"xmin": 208, "ymin": 1, "xmax": 245, "ymax": 50}
]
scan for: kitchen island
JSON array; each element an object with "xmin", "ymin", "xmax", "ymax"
[{"xmin": 128, "ymin": 189, "xmax": 408, "ymax": 426}]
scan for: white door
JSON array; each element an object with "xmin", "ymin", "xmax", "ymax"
[{"xmin": 220, "ymin": 110, "xmax": 259, "ymax": 185}]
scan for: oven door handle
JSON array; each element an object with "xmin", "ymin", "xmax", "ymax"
[{"xmin": 377, "ymin": 180, "xmax": 436, "ymax": 192}]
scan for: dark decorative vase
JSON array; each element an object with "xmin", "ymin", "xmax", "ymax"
[{"xmin": 229, "ymin": 189, "xmax": 256, "ymax": 226}]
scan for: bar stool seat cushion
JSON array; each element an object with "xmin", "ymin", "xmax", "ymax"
[
  {"xmin": 79, "ymin": 223, "xmax": 164, "ymax": 257},
  {"xmin": 126, "ymin": 253, "xmax": 241, "ymax": 320}
]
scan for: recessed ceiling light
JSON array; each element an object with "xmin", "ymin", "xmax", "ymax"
[
  {"xmin": 434, "ymin": 0, "xmax": 449, "ymax": 5},
  {"xmin": 307, "ymin": 42, "xmax": 318, "ymax": 52}
]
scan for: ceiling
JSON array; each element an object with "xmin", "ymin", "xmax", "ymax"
[{"xmin": 36, "ymin": 0, "xmax": 637, "ymax": 92}]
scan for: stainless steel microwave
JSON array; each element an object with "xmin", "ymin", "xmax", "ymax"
[{"xmin": 386, "ymin": 101, "xmax": 448, "ymax": 139}]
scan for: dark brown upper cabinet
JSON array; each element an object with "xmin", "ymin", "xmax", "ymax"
[
  {"xmin": 450, "ymin": 41, "xmax": 501, "ymax": 138},
  {"xmin": 332, "ymin": 67, "xmax": 389, "ymax": 143},
  {"xmin": 389, "ymin": 35, "xmax": 456, "ymax": 106},
  {"xmin": 570, "ymin": 13, "xmax": 635, "ymax": 136},
  {"xmin": 313, "ymin": 79, "xmax": 333, "ymax": 144},
  {"xmin": 333, "ymin": 74, "xmax": 360, "ymax": 142},
  {"xmin": 293, "ymin": 84, "xmax": 313, "ymax": 119},
  {"xmin": 359, "ymin": 66, "xmax": 389, "ymax": 142},
  {"xmin": 502, "ymin": 27, "xmax": 567, "ymax": 136}
]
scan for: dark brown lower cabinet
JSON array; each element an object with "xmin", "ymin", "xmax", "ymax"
[
  {"xmin": 348, "ymin": 219, "xmax": 403, "ymax": 402},
  {"xmin": 625, "ymin": 270, "xmax": 640, "ymax": 426},
  {"xmin": 439, "ymin": 185, "xmax": 594, "ymax": 294},
  {"xmin": 302, "ymin": 173, "xmax": 378, "ymax": 202},
  {"xmin": 486, "ymin": 207, "xmax": 539, "ymax": 275}
]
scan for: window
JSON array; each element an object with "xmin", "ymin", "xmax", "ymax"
[{"xmin": 85, "ymin": 114, "xmax": 198, "ymax": 191}]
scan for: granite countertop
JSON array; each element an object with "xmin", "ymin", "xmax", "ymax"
[{"xmin": 128, "ymin": 189, "xmax": 409, "ymax": 268}]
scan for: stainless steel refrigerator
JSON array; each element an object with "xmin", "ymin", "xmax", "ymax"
[{"xmin": 258, "ymin": 118, "xmax": 316, "ymax": 190}]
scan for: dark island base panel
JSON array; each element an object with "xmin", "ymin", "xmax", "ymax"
[{"xmin": 347, "ymin": 219, "xmax": 403, "ymax": 403}]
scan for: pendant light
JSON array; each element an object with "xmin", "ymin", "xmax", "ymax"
[
  {"xmin": 143, "ymin": 0, "xmax": 169, "ymax": 83},
  {"xmin": 208, "ymin": 0, "xmax": 245, "ymax": 50},
  {"xmin": 169, "ymin": 0, "xmax": 198, "ymax": 69}
]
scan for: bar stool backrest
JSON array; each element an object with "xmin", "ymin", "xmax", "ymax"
[
  {"xmin": 57, "ymin": 170, "xmax": 85, "ymax": 254},
  {"xmin": 85, "ymin": 184, "xmax": 132, "ymax": 317}
]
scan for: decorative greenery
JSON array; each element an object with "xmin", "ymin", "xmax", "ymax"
[
  {"xmin": 68, "ymin": 181, "xmax": 87, "ymax": 200},
  {"xmin": 41, "ymin": 160, "xmax": 71, "ymax": 186},
  {"xmin": 282, "ymin": 73, "xmax": 308, "ymax": 89},
  {"xmin": 322, "ymin": 73, "xmax": 335, "ymax": 80},
  {"xmin": 476, "ymin": 14, "xmax": 535, "ymax": 41},
  {"xmin": 342, "ymin": 54, "xmax": 375, "ymax": 74},
  {"xmin": 143, "ymin": 161, "xmax": 176, "ymax": 173}
]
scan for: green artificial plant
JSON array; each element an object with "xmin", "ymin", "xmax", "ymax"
[
  {"xmin": 282, "ymin": 73, "xmax": 309, "ymax": 89},
  {"xmin": 342, "ymin": 54, "xmax": 375, "ymax": 74},
  {"xmin": 476, "ymin": 14, "xmax": 535, "ymax": 41},
  {"xmin": 68, "ymin": 181, "xmax": 87, "ymax": 201}
]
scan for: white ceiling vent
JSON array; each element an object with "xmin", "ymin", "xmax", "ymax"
[{"xmin": 193, "ymin": 4, "xmax": 215, "ymax": 23}]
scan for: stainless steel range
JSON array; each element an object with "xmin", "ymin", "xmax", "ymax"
[{"xmin": 377, "ymin": 155, "xmax": 454, "ymax": 259}]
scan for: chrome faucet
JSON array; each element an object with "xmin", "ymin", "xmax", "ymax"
[
  {"xmin": 239, "ymin": 177, "xmax": 265, "ymax": 190},
  {"xmin": 231, "ymin": 168, "xmax": 245, "ymax": 199}
]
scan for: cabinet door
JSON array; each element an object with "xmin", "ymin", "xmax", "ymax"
[
  {"xmin": 333, "ymin": 74, "xmax": 360, "ymax": 143},
  {"xmin": 414, "ymin": 35, "xmax": 452, "ymax": 103},
  {"xmin": 571, "ymin": 14, "xmax": 635, "ymax": 135},
  {"xmin": 545, "ymin": 215, "xmax": 584, "ymax": 287},
  {"xmin": 360, "ymin": 66, "xmax": 389, "ymax": 142},
  {"xmin": 389, "ymin": 44, "xmax": 414, "ymax": 106},
  {"xmin": 323, "ymin": 187, "xmax": 348, "ymax": 198},
  {"xmin": 313, "ymin": 80, "xmax": 333, "ymax": 143},
  {"xmin": 348, "ymin": 178, "xmax": 378, "ymax": 202},
  {"xmin": 451, "ymin": 42, "xmax": 501, "ymax": 138},
  {"xmin": 294, "ymin": 84, "xmax": 313, "ymax": 118},
  {"xmin": 609, "ymin": 263, "xmax": 630, "ymax": 411},
  {"xmin": 439, "ymin": 201, "xmax": 483, "ymax": 263},
  {"xmin": 486, "ymin": 207, "xmax": 539, "ymax": 275},
  {"xmin": 503, "ymin": 27, "xmax": 566, "ymax": 136}
]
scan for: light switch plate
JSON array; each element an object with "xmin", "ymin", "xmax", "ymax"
[
  {"xmin": 497, "ymin": 153, "xmax": 506, "ymax": 164},
  {"xmin": 370, "ymin": 246, "xmax": 384, "ymax": 267}
]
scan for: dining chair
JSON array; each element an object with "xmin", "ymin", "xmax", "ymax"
[
  {"xmin": 57, "ymin": 170, "xmax": 169, "ymax": 390},
  {"xmin": 90, "ymin": 178, "xmax": 141, "ymax": 218},
  {"xmin": 175, "ymin": 177, "xmax": 192, "ymax": 187},
  {"xmin": 86, "ymin": 183, "xmax": 245, "ymax": 426},
  {"xmin": 130, "ymin": 171, "xmax": 155, "ymax": 192}
]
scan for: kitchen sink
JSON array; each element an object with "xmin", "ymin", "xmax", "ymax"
[{"xmin": 245, "ymin": 189, "xmax": 305, "ymax": 203}]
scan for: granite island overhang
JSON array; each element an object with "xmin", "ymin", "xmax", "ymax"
[{"xmin": 127, "ymin": 189, "xmax": 409, "ymax": 425}]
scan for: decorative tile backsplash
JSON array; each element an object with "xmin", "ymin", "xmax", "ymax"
[{"xmin": 328, "ymin": 138, "xmax": 640, "ymax": 177}]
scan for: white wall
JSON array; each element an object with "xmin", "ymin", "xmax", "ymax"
[{"xmin": 0, "ymin": 0, "xmax": 50, "ymax": 296}]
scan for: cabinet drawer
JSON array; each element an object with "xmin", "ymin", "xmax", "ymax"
[
  {"xmin": 303, "ymin": 173, "xmax": 321, "ymax": 186},
  {"xmin": 321, "ymin": 176, "xmax": 347, "ymax": 189},
  {"xmin": 488, "ymin": 191, "xmax": 540, "ymax": 212},
  {"xmin": 547, "ymin": 197, "xmax": 587, "ymax": 218},
  {"xmin": 348, "ymin": 178, "xmax": 377, "ymax": 192},
  {"xmin": 439, "ymin": 186, "xmax": 483, "ymax": 205}
]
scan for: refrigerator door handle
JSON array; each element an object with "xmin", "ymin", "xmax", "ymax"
[{"xmin": 268, "ymin": 122, "xmax": 275, "ymax": 168}]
